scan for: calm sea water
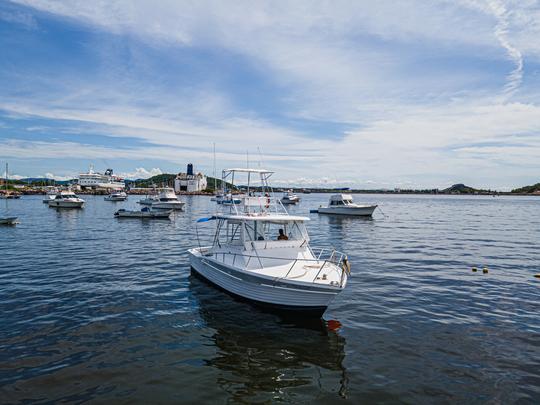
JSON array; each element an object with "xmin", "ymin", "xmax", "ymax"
[{"xmin": 1, "ymin": 194, "xmax": 539, "ymax": 404}]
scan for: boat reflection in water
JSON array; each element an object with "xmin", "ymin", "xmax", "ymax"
[{"xmin": 189, "ymin": 275, "xmax": 348, "ymax": 402}]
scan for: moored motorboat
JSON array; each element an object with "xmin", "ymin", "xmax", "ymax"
[
  {"xmin": 104, "ymin": 191, "xmax": 128, "ymax": 201},
  {"xmin": 316, "ymin": 194, "xmax": 377, "ymax": 216},
  {"xmin": 281, "ymin": 189, "xmax": 300, "ymax": 205},
  {"xmin": 47, "ymin": 190, "xmax": 85, "ymax": 208},
  {"xmin": 151, "ymin": 188, "xmax": 185, "ymax": 210},
  {"xmin": 189, "ymin": 168, "xmax": 351, "ymax": 316},
  {"xmin": 212, "ymin": 193, "xmax": 241, "ymax": 205},
  {"xmin": 114, "ymin": 207, "xmax": 172, "ymax": 219}
]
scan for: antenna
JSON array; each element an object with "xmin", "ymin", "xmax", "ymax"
[
  {"xmin": 213, "ymin": 142, "xmax": 216, "ymax": 191},
  {"xmin": 246, "ymin": 150, "xmax": 249, "ymax": 169}
]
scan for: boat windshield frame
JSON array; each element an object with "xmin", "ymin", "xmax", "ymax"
[{"xmin": 211, "ymin": 216, "xmax": 310, "ymax": 248}]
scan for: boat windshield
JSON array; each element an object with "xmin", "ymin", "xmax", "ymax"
[
  {"xmin": 213, "ymin": 219, "xmax": 309, "ymax": 246},
  {"xmin": 243, "ymin": 220, "xmax": 308, "ymax": 242}
]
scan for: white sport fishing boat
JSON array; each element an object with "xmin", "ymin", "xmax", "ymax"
[
  {"xmin": 151, "ymin": 188, "xmax": 185, "ymax": 210},
  {"xmin": 281, "ymin": 189, "xmax": 300, "ymax": 205},
  {"xmin": 114, "ymin": 207, "xmax": 171, "ymax": 219},
  {"xmin": 47, "ymin": 190, "xmax": 85, "ymax": 208},
  {"xmin": 317, "ymin": 194, "xmax": 377, "ymax": 216},
  {"xmin": 104, "ymin": 191, "xmax": 128, "ymax": 201},
  {"xmin": 189, "ymin": 168, "xmax": 351, "ymax": 315}
]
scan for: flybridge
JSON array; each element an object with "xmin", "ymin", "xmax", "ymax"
[{"xmin": 219, "ymin": 168, "xmax": 289, "ymax": 217}]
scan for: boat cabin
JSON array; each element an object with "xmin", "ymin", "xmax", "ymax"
[
  {"xmin": 211, "ymin": 215, "xmax": 310, "ymax": 250},
  {"xmin": 157, "ymin": 188, "xmax": 178, "ymax": 201},
  {"xmin": 328, "ymin": 194, "xmax": 354, "ymax": 206}
]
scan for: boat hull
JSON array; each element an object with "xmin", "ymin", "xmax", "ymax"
[
  {"xmin": 0, "ymin": 217, "xmax": 17, "ymax": 225},
  {"xmin": 47, "ymin": 200, "xmax": 84, "ymax": 208},
  {"xmin": 188, "ymin": 249, "xmax": 340, "ymax": 314},
  {"xmin": 318, "ymin": 205, "xmax": 377, "ymax": 216},
  {"xmin": 152, "ymin": 202, "xmax": 185, "ymax": 210},
  {"xmin": 115, "ymin": 211, "xmax": 171, "ymax": 219},
  {"xmin": 104, "ymin": 197, "xmax": 127, "ymax": 201}
]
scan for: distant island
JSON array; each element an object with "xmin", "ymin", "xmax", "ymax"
[{"xmin": 2, "ymin": 175, "xmax": 540, "ymax": 195}]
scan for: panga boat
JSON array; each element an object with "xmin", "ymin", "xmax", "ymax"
[
  {"xmin": 151, "ymin": 188, "xmax": 185, "ymax": 210},
  {"xmin": 316, "ymin": 194, "xmax": 377, "ymax": 216},
  {"xmin": 114, "ymin": 207, "xmax": 172, "ymax": 219},
  {"xmin": 47, "ymin": 191, "xmax": 85, "ymax": 208},
  {"xmin": 104, "ymin": 191, "xmax": 128, "ymax": 201},
  {"xmin": 189, "ymin": 168, "xmax": 351, "ymax": 316},
  {"xmin": 0, "ymin": 217, "xmax": 18, "ymax": 225},
  {"xmin": 281, "ymin": 189, "xmax": 300, "ymax": 205}
]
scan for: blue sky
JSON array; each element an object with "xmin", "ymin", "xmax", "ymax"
[{"xmin": 1, "ymin": 0, "xmax": 540, "ymax": 189}]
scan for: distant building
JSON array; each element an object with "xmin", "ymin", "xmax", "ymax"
[{"xmin": 174, "ymin": 163, "xmax": 207, "ymax": 193}]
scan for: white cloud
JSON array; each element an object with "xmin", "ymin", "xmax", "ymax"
[
  {"xmin": 119, "ymin": 167, "xmax": 162, "ymax": 180},
  {"xmin": 3, "ymin": 0, "xmax": 540, "ymax": 189}
]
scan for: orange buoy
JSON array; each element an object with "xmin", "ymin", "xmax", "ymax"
[{"xmin": 326, "ymin": 319, "xmax": 342, "ymax": 331}]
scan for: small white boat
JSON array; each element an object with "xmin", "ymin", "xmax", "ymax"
[
  {"xmin": 114, "ymin": 207, "xmax": 172, "ymax": 219},
  {"xmin": 104, "ymin": 191, "xmax": 128, "ymax": 201},
  {"xmin": 0, "ymin": 216, "xmax": 18, "ymax": 225},
  {"xmin": 189, "ymin": 168, "xmax": 351, "ymax": 315},
  {"xmin": 281, "ymin": 190, "xmax": 300, "ymax": 205},
  {"xmin": 47, "ymin": 191, "xmax": 85, "ymax": 208},
  {"xmin": 151, "ymin": 188, "xmax": 185, "ymax": 210},
  {"xmin": 316, "ymin": 194, "xmax": 377, "ymax": 216},
  {"xmin": 212, "ymin": 193, "xmax": 241, "ymax": 205}
]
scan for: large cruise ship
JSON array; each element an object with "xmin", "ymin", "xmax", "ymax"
[{"xmin": 78, "ymin": 167, "xmax": 125, "ymax": 189}]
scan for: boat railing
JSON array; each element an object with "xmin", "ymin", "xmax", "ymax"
[
  {"xmin": 205, "ymin": 247, "xmax": 350, "ymax": 287},
  {"xmin": 223, "ymin": 195, "xmax": 289, "ymax": 216}
]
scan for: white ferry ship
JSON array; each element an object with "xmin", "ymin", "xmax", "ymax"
[{"xmin": 78, "ymin": 166, "xmax": 125, "ymax": 189}]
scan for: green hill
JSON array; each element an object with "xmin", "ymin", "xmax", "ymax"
[
  {"xmin": 442, "ymin": 183, "xmax": 479, "ymax": 194},
  {"xmin": 511, "ymin": 183, "xmax": 540, "ymax": 194}
]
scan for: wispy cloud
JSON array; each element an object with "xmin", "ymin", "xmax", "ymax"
[{"xmin": 2, "ymin": 0, "xmax": 540, "ymax": 189}]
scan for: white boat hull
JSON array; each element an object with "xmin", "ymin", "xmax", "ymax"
[
  {"xmin": 189, "ymin": 249, "xmax": 340, "ymax": 313},
  {"xmin": 105, "ymin": 197, "xmax": 127, "ymax": 201},
  {"xmin": 152, "ymin": 202, "xmax": 185, "ymax": 210},
  {"xmin": 318, "ymin": 205, "xmax": 377, "ymax": 216},
  {"xmin": 47, "ymin": 200, "xmax": 84, "ymax": 208}
]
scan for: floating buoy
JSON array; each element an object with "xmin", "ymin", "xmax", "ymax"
[
  {"xmin": 472, "ymin": 267, "xmax": 478, "ymax": 272},
  {"xmin": 326, "ymin": 319, "xmax": 342, "ymax": 331},
  {"xmin": 482, "ymin": 267, "xmax": 489, "ymax": 274},
  {"xmin": 534, "ymin": 274, "xmax": 540, "ymax": 279}
]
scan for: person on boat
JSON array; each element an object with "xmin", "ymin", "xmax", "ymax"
[{"xmin": 277, "ymin": 229, "xmax": 288, "ymax": 240}]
